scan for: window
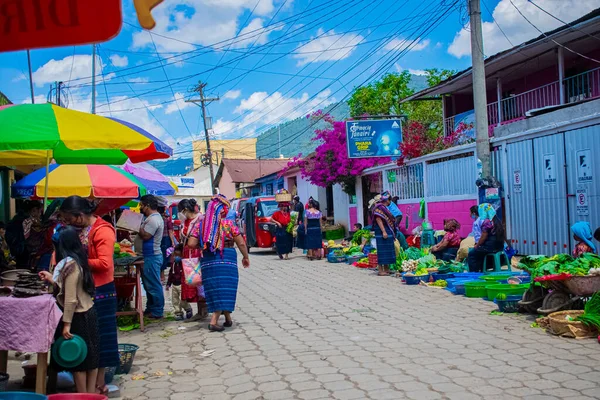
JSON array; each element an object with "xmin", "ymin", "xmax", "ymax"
[{"xmin": 266, "ymin": 183, "xmax": 274, "ymax": 196}]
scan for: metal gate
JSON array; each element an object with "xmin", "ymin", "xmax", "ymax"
[
  {"xmin": 565, "ymin": 124, "xmax": 600, "ymax": 250},
  {"xmin": 533, "ymin": 134, "xmax": 569, "ymax": 255},
  {"xmin": 506, "ymin": 140, "xmax": 539, "ymax": 255}
]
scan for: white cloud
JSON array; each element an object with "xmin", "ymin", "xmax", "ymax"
[
  {"xmin": 32, "ymin": 55, "xmax": 114, "ymax": 87},
  {"xmin": 293, "ymin": 28, "xmax": 364, "ymax": 66},
  {"xmin": 229, "ymin": 18, "xmax": 280, "ymax": 49},
  {"xmin": 109, "ymin": 54, "xmax": 129, "ymax": 67},
  {"xmin": 130, "ymin": 0, "xmax": 278, "ymax": 53},
  {"xmin": 12, "ymin": 72, "xmax": 26, "ymax": 82},
  {"xmin": 384, "ymin": 38, "xmax": 430, "ymax": 52},
  {"xmin": 394, "ymin": 64, "xmax": 427, "ymax": 76},
  {"xmin": 222, "ymin": 89, "xmax": 241, "ymax": 100},
  {"xmin": 448, "ymin": 0, "xmax": 600, "ymax": 58},
  {"xmin": 164, "ymin": 92, "xmax": 194, "ymax": 115},
  {"xmin": 127, "ymin": 77, "xmax": 150, "ymax": 84},
  {"xmin": 21, "ymin": 94, "xmax": 47, "ymax": 104},
  {"xmin": 211, "ymin": 89, "xmax": 336, "ymax": 138}
]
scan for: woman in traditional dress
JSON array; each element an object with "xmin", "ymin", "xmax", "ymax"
[
  {"xmin": 304, "ymin": 199, "xmax": 323, "ymax": 260},
  {"xmin": 371, "ymin": 193, "xmax": 396, "ymax": 276},
  {"xmin": 189, "ymin": 195, "xmax": 250, "ymax": 332},
  {"xmin": 271, "ymin": 202, "xmax": 293, "ymax": 260},
  {"xmin": 59, "ymin": 196, "xmax": 118, "ymax": 395},
  {"xmin": 468, "ymin": 203, "xmax": 505, "ymax": 272},
  {"xmin": 430, "ymin": 219, "xmax": 462, "ymax": 261},
  {"xmin": 177, "ymin": 199, "xmax": 207, "ymax": 321}
]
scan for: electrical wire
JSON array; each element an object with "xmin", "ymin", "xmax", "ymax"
[
  {"xmin": 509, "ymin": 0, "xmax": 600, "ymax": 64},
  {"xmin": 528, "ymin": 0, "xmax": 600, "ymax": 43},
  {"xmin": 149, "ymin": 32, "xmax": 194, "ymax": 139}
]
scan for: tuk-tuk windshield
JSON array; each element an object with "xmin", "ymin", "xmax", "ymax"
[{"xmin": 257, "ymin": 200, "xmax": 278, "ymax": 218}]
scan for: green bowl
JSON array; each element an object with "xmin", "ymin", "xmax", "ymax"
[
  {"xmin": 479, "ymin": 274, "xmax": 512, "ymax": 282},
  {"xmin": 464, "ymin": 281, "xmax": 495, "ymax": 298},
  {"xmin": 486, "ymin": 284, "xmax": 530, "ymax": 300}
]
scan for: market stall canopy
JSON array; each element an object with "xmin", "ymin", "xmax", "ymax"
[
  {"xmin": 0, "ymin": 104, "xmax": 172, "ymax": 166},
  {"xmin": 11, "ymin": 164, "xmax": 147, "ymax": 199},
  {"xmin": 122, "ymin": 160, "xmax": 177, "ymax": 196}
]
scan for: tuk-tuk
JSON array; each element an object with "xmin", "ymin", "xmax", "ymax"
[{"xmin": 240, "ymin": 196, "xmax": 278, "ymax": 250}]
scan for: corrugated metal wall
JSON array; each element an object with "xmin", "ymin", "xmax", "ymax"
[
  {"xmin": 426, "ymin": 155, "xmax": 477, "ymax": 197},
  {"xmin": 506, "ymin": 140, "xmax": 539, "ymax": 255},
  {"xmin": 565, "ymin": 124, "xmax": 600, "ymax": 251},
  {"xmin": 533, "ymin": 134, "xmax": 569, "ymax": 255}
]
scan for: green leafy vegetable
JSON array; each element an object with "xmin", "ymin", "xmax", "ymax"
[{"xmin": 576, "ymin": 292, "xmax": 600, "ymax": 329}]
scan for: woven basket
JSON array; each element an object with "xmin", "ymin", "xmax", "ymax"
[
  {"xmin": 563, "ymin": 275, "xmax": 600, "ymax": 296},
  {"xmin": 547, "ymin": 310, "xmax": 597, "ymax": 338},
  {"xmin": 275, "ymin": 193, "xmax": 292, "ymax": 203}
]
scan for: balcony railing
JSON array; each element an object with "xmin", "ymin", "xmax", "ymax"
[{"xmin": 443, "ymin": 66, "xmax": 600, "ymax": 136}]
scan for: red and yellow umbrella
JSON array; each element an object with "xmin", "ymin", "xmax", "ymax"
[{"xmin": 12, "ymin": 164, "xmax": 147, "ymax": 199}]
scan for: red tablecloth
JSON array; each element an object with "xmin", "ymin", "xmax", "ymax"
[{"xmin": 0, "ymin": 294, "xmax": 62, "ymax": 353}]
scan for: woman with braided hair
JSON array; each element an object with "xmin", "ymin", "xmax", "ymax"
[{"xmin": 191, "ymin": 195, "xmax": 250, "ymax": 332}]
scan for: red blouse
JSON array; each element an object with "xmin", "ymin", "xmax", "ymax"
[{"xmin": 272, "ymin": 211, "xmax": 291, "ymax": 226}]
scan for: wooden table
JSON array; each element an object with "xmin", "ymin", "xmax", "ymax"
[
  {"xmin": 115, "ymin": 260, "xmax": 145, "ymax": 332},
  {"xmin": 0, "ymin": 294, "xmax": 61, "ymax": 394}
]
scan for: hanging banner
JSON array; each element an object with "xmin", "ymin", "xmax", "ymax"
[
  {"xmin": 170, "ymin": 176, "xmax": 194, "ymax": 189},
  {"xmin": 346, "ymin": 119, "xmax": 402, "ymax": 158}
]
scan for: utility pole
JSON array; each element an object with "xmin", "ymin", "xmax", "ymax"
[
  {"xmin": 469, "ymin": 0, "xmax": 491, "ymax": 178},
  {"xmin": 278, "ymin": 125, "xmax": 281, "ymax": 158},
  {"xmin": 27, "ymin": 50, "xmax": 35, "ymax": 104},
  {"xmin": 57, "ymin": 81, "xmax": 63, "ymax": 107},
  {"xmin": 186, "ymin": 82, "xmax": 220, "ymax": 194},
  {"xmin": 91, "ymin": 44, "xmax": 96, "ymax": 114}
]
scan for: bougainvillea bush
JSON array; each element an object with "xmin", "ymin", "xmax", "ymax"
[{"xmin": 283, "ymin": 112, "xmax": 390, "ymax": 194}]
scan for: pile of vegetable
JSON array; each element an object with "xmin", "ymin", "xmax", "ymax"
[
  {"xmin": 429, "ymin": 279, "xmax": 447, "ymax": 288},
  {"xmin": 437, "ymin": 261, "xmax": 465, "ymax": 274},
  {"xmin": 286, "ymin": 211, "xmax": 298, "ymax": 234},
  {"xmin": 576, "ymin": 292, "xmax": 600, "ymax": 330},
  {"xmin": 114, "ymin": 242, "xmax": 135, "ymax": 259},
  {"xmin": 352, "ymin": 229, "xmax": 373, "ymax": 245},
  {"xmin": 343, "ymin": 246, "xmax": 364, "ymax": 257},
  {"xmin": 330, "ymin": 249, "xmax": 345, "ymax": 257},
  {"xmin": 518, "ymin": 253, "xmax": 600, "ymax": 280}
]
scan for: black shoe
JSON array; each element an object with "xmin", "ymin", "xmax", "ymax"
[
  {"xmin": 209, "ymin": 324, "xmax": 225, "ymax": 332},
  {"xmin": 224, "ymin": 320, "xmax": 233, "ymax": 328}
]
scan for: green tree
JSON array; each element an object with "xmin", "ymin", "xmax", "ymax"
[{"xmin": 348, "ymin": 68, "xmax": 456, "ymax": 137}]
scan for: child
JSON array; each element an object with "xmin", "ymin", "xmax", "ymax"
[
  {"xmin": 39, "ymin": 226, "xmax": 100, "ymax": 393},
  {"xmin": 571, "ymin": 221, "xmax": 597, "ymax": 257},
  {"xmin": 167, "ymin": 244, "xmax": 193, "ymax": 321}
]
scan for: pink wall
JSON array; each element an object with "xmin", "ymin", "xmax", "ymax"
[
  {"xmin": 349, "ymin": 206, "xmax": 358, "ymax": 228},
  {"xmin": 218, "ymin": 168, "xmax": 236, "ymax": 199},
  {"xmin": 397, "ymin": 203, "xmax": 423, "ymax": 235},
  {"xmin": 427, "ymin": 199, "xmax": 477, "ymax": 238}
]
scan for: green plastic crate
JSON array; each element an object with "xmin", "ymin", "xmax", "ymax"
[
  {"xmin": 464, "ymin": 281, "xmax": 494, "ymax": 298},
  {"xmin": 324, "ymin": 227, "xmax": 345, "ymax": 241},
  {"xmin": 486, "ymin": 284, "xmax": 530, "ymax": 300}
]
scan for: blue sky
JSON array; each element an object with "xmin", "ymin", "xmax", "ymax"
[{"xmin": 1, "ymin": 0, "xmax": 598, "ymax": 160}]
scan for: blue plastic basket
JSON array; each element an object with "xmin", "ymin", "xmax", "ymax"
[
  {"xmin": 431, "ymin": 273, "xmax": 454, "ymax": 281},
  {"xmin": 0, "ymin": 393, "xmax": 47, "ymax": 400},
  {"xmin": 453, "ymin": 272, "xmax": 484, "ymax": 279},
  {"xmin": 346, "ymin": 255, "xmax": 364, "ymax": 264},
  {"xmin": 327, "ymin": 253, "xmax": 346, "ymax": 263},
  {"xmin": 494, "ymin": 295, "xmax": 522, "ymax": 313},
  {"xmin": 404, "ymin": 275, "xmax": 429, "ymax": 285}
]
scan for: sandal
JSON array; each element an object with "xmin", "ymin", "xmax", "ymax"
[
  {"xmin": 224, "ymin": 320, "xmax": 233, "ymax": 328},
  {"xmin": 209, "ymin": 324, "xmax": 225, "ymax": 332},
  {"xmin": 96, "ymin": 385, "xmax": 109, "ymax": 395}
]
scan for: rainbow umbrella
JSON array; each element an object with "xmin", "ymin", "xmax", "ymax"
[
  {"xmin": 0, "ymin": 103, "xmax": 172, "ymax": 165},
  {"xmin": 122, "ymin": 160, "xmax": 177, "ymax": 196},
  {"xmin": 12, "ymin": 164, "xmax": 148, "ymax": 199}
]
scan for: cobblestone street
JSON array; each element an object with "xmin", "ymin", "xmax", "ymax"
[{"xmin": 118, "ymin": 250, "xmax": 600, "ymax": 400}]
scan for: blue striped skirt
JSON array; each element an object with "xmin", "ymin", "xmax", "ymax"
[
  {"xmin": 374, "ymin": 224, "xmax": 396, "ymax": 265},
  {"xmin": 304, "ymin": 219, "xmax": 322, "ymax": 250},
  {"xmin": 201, "ymin": 248, "xmax": 239, "ymax": 313},
  {"xmin": 94, "ymin": 282, "xmax": 119, "ymax": 368},
  {"xmin": 275, "ymin": 227, "xmax": 293, "ymax": 255}
]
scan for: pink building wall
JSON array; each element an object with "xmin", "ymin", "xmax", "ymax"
[
  {"xmin": 349, "ymin": 206, "xmax": 358, "ymax": 228},
  {"xmin": 427, "ymin": 199, "xmax": 477, "ymax": 238},
  {"xmin": 218, "ymin": 168, "xmax": 236, "ymax": 199}
]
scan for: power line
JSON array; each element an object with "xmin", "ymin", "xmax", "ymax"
[
  {"xmin": 528, "ymin": 0, "xmax": 600, "ymax": 43},
  {"xmin": 509, "ymin": 0, "xmax": 600, "ymax": 64},
  {"xmin": 149, "ymin": 31, "xmax": 194, "ymax": 139}
]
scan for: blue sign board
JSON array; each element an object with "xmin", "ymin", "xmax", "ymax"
[{"xmin": 346, "ymin": 119, "xmax": 402, "ymax": 158}]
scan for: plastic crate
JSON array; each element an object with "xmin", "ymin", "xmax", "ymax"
[
  {"xmin": 494, "ymin": 295, "xmax": 522, "ymax": 313},
  {"xmin": 368, "ymin": 253, "xmax": 378, "ymax": 268}
]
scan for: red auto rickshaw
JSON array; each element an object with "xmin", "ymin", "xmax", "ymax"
[{"xmin": 240, "ymin": 196, "xmax": 278, "ymax": 251}]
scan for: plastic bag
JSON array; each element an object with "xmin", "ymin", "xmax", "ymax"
[{"xmin": 182, "ymin": 257, "xmax": 202, "ymax": 287}]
